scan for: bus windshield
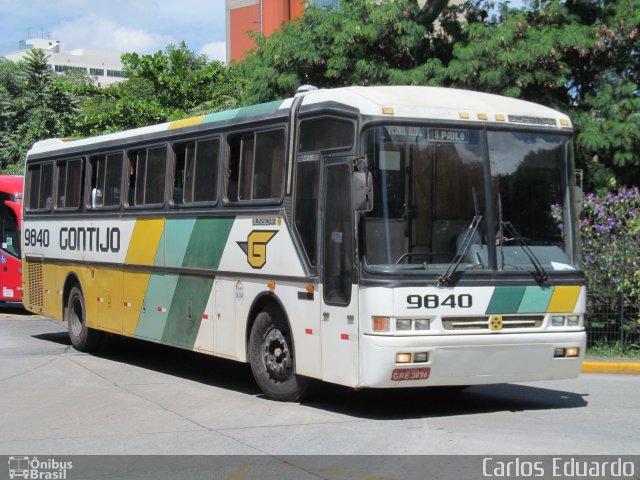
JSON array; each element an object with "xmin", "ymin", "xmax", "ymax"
[{"xmin": 361, "ymin": 125, "xmax": 577, "ymax": 275}]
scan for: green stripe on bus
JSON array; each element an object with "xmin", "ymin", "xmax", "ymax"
[
  {"xmin": 203, "ymin": 108, "xmax": 241, "ymax": 123},
  {"xmin": 164, "ymin": 218, "xmax": 197, "ymax": 268},
  {"xmin": 517, "ymin": 286, "xmax": 555, "ymax": 313},
  {"xmin": 162, "ymin": 275, "xmax": 213, "ymax": 347},
  {"xmin": 181, "ymin": 217, "xmax": 234, "ymax": 269},
  {"xmin": 161, "ymin": 217, "xmax": 233, "ymax": 346},
  {"xmin": 236, "ymin": 100, "xmax": 283, "ymax": 118},
  {"xmin": 134, "ymin": 273, "xmax": 178, "ymax": 340},
  {"xmin": 202, "ymin": 100, "xmax": 283, "ymax": 125},
  {"xmin": 486, "ymin": 286, "xmax": 527, "ymax": 314}
]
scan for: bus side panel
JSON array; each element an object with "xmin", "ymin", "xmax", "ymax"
[
  {"xmin": 233, "ymin": 279, "xmax": 322, "ymax": 378},
  {"xmin": 95, "ymin": 267, "xmax": 123, "ymax": 333},
  {"xmin": 123, "ymin": 218, "xmax": 165, "ymax": 337},
  {"xmin": 319, "ymin": 284, "xmax": 360, "ymax": 387}
]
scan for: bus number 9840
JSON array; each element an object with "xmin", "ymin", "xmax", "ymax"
[
  {"xmin": 24, "ymin": 228, "xmax": 50, "ymax": 247},
  {"xmin": 407, "ymin": 294, "xmax": 472, "ymax": 309}
]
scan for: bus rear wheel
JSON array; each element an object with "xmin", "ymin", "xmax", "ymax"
[
  {"xmin": 249, "ymin": 307, "xmax": 309, "ymax": 402},
  {"xmin": 66, "ymin": 286, "xmax": 102, "ymax": 352}
]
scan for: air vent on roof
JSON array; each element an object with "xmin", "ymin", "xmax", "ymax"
[
  {"xmin": 297, "ymin": 85, "xmax": 318, "ymax": 93},
  {"xmin": 508, "ymin": 115, "xmax": 557, "ymax": 126}
]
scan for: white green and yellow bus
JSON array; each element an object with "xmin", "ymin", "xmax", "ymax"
[{"xmin": 22, "ymin": 86, "xmax": 586, "ymax": 401}]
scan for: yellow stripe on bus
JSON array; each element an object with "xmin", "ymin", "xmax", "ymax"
[
  {"xmin": 122, "ymin": 219, "xmax": 166, "ymax": 336},
  {"xmin": 125, "ymin": 219, "xmax": 165, "ymax": 264},
  {"xmin": 168, "ymin": 115, "xmax": 206, "ymax": 130},
  {"xmin": 547, "ymin": 286, "xmax": 581, "ymax": 313}
]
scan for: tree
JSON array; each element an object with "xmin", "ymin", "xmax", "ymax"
[
  {"xmin": 241, "ymin": 0, "xmax": 639, "ymax": 190},
  {"xmin": 76, "ymin": 42, "xmax": 246, "ymax": 137},
  {"xmin": 240, "ymin": 0, "xmax": 442, "ymax": 103},
  {"xmin": 440, "ymin": 0, "xmax": 640, "ymax": 189},
  {"xmin": 0, "ymin": 49, "xmax": 78, "ymax": 173}
]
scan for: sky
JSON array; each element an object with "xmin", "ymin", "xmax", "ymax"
[{"xmin": 0, "ymin": 0, "xmax": 227, "ymax": 62}]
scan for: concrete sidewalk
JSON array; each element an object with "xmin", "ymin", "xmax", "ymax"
[{"xmin": 582, "ymin": 357, "xmax": 640, "ymax": 375}]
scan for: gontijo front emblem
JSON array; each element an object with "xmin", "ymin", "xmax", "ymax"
[
  {"xmin": 237, "ymin": 230, "xmax": 278, "ymax": 269},
  {"xmin": 489, "ymin": 315, "xmax": 503, "ymax": 331}
]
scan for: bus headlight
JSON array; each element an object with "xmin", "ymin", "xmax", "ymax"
[
  {"xmin": 551, "ymin": 315, "xmax": 565, "ymax": 327},
  {"xmin": 396, "ymin": 319, "xmax": 412, "ymax": 331},
  {"xmin": 396, "ymin": 353, "xmax": 412, "ymax": 364},
  {"xmin": 566, "ymin": 347, "xmax": 580, "ymax": 357},
  {"xmin": 414, "ymin": 319, "xmax": 430, "ymax": 331},
  {"xmin": 567, "ymin": 315, "xmax": 580, "ymax": 327},
  {"xmin": 413, "ymin": 352, "xmax": 429, "ymax": 363}
]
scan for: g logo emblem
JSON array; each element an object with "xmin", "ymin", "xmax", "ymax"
[
  {"xmin": 489, "ymin": 315, "xmax": 503, "ymax": 331},
  {"xmin": 237, "ymin": 230, "xmax": 278, "ymax": 269}
]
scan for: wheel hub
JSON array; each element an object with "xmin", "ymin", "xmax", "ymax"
[{"xmin": 263, "ymin": 328, "xmax": 292, "ymax": 381}]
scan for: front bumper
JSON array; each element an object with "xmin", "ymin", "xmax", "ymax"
[{"xmin": 360, "ymin": 331, "xmax": 586, "ymax": 388}]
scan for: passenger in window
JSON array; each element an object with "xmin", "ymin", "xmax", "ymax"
[{"xmin": 127, "ymin": 154, "xmax": 136, "ymax": 205}]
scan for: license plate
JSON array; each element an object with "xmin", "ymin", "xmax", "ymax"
[{"xmin": 391, "ymin": 367, "xmax": 431, "ymax": 381}]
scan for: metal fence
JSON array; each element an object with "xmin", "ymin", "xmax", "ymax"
[{"xmin": 584, "ymin": 232, "xmax": 640, "ymax": 355}]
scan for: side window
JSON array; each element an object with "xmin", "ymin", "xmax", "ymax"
[
  {"xmin": 253, "ymin": 130, "xmax": 285, "ymax": 199},
  {"xmin": 88, "ymin": 153, "xmax": 123, "ymax": 208},
  {"xmin": 238, "ymin": 134, "xmax": 255, "ymax": 200},
  {"xmin": 26, "ymin": 163, "xmax": 54, "ymax": 211},
  {"xmin": 56, "ymin": 158, "xmax": 83, "ymax": 209},
  {"xmin": 294, "ymin": 155, "xmax": 320, "ymax": 267},
  {"xmin": 173, "ymin": 143, "xmax": 189, "ymax": 205},
  {"xmin": 299, "ymin": 117, "xmax": 354, "ymax": 153},
  {"xmin": 228, "ymin": 128, "xmax": 286, "ymax": 203},
  {"xmin": 323, "ymin": 163, "xmax": 353, "ymax": 305},
  {"xmin": 180, "ymin": 138, "xmax": 220, "ymax": 203},
  {"xmin": 130, "ymin": 146, "xmax": 167, "ymax": 207}
]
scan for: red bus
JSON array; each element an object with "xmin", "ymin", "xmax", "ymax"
[{"xmin": 0, "ymin": 175, "xmax": 23, "ymax": 303}]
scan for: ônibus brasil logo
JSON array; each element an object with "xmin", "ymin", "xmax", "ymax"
[{"xmin": 8, "ymin": 456, "xmax": 73, "ymax": 479}]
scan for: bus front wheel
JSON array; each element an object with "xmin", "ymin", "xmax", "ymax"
[
  {"xmin": 249, "ymin": 307, "xmax": 309, "ymax": 402},
  {"xmin": 66, "ymin": 286, "xmax": 102, "ymax": 352}
]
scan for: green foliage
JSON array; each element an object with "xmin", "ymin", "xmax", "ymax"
[
  {"xmin": 76, "ymin": 42, "xmax": 246, "ymax": 137},
  {"xmin": 0, "ymin": 42, "xmax": 247, "ymax": 173},
  {"xmin": 0, "ymin": 49, "xmax": 78, "ymax": 173},
  {"xmin": 242, "ymin": 0, "xmax": 640, "ymax": 189},
  {"xmin": 241, "ymin": 0, "xmax": 436, "ymax": 102}
]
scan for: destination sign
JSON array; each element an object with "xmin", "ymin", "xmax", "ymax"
[{"xmin": 429, "ymin": 128, "xmax": 470, "ymax": 144}]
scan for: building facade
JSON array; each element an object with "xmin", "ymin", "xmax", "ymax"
[
  {"xmin": 4, "ymin": 38, "xmax": 126, "ymax": 86},
  {"xmin": 226, "ymin": 0, "xmax": 345, "ymax": 61}
]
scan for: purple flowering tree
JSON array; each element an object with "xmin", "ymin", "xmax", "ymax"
[{"xmin": 553, "ymin": 186, "xmax": 640, "ymax": 350}]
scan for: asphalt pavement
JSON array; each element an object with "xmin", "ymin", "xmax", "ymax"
[{"xmin": 1, "ymin": 304, "xmax": 638, "ymax": 457}]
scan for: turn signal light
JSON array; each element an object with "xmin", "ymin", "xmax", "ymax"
[{"xmin": 372, "ymin": 316, "xmax": 390, "ymax": 332}]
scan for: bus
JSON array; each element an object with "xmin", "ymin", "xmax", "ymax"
[
  {"xmin": 1, "ymin": 175, "xmax": 23, "ymax": 304},
  {"xmin": 21, "ymin": 86, "xmax": 586, "ymax": 401}
]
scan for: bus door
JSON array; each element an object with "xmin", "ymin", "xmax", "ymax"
[{"xmin": 320, "ymin": 159, "xmax": 359, "ymax": 386}]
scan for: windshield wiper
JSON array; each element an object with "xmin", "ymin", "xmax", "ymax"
[
  {"xmin": 437, "ymin": 214, "xmax": 483, "ymax": 285},
  {"xmin": 500, "ymin": 221, "xmax": 549, "ymax": 285}
]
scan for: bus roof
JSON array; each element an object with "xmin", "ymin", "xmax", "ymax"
[
  {"xmin": 27, "ymin": 86, "xmax": 571, "ymax": 158},
  {"xmin": 301, "ymin": 86, "xmax": 571, "ymax": 127}
]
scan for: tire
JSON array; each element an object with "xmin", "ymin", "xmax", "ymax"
[
  {"xmin": 66, "ymin": 285, "xmax": 102, "ymax": 352},
  {"xmin": 248, "ymin": 306, "xmax": 309, "ymax": 401}
]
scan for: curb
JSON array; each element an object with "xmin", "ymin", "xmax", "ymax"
[{"xmin": 581, "ymin": 361, "xmax": 640, "ymax": 375}]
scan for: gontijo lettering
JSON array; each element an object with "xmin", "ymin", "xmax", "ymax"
[{"xmin": 59, "ymin": 227, "xmax": 121, "ymax": 252}]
